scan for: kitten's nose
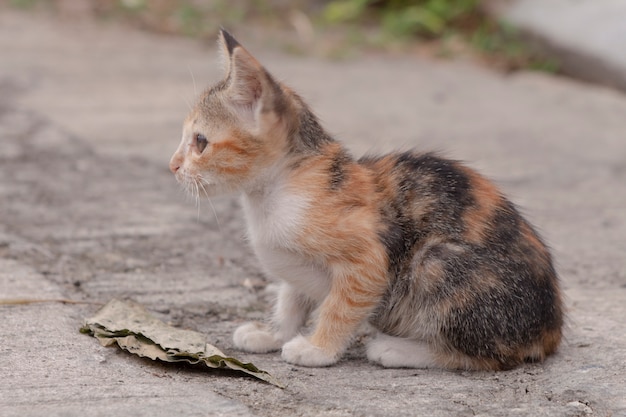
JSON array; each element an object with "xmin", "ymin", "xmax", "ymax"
[{"xmin": 169, "ymin": 153, "xmax": 182, "ymax": 174}]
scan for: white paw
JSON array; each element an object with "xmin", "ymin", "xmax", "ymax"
[
  {"xmin": 281, "ymin": 335, "xmax": 338, "ymax": 367},
  {"xmin": 367, "ymin": 333, "xmax": 436, "ymax": 368},
  {"xmin": 233, "ymin": 322, "xmax": 282, "ymax": 353}
]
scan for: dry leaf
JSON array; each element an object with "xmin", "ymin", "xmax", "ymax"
[{"xmin": 81, "ymin": 299, "xmax": 283, "ymax": 387}]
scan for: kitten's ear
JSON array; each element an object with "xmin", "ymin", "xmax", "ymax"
[
  {"xmin": 228, "ymin": 46, "xmax": 264, "ymax": 109},
  {"xmin": 217, "ymin": 30, "xmax": 285, "ymax": 130},
  {"xmin": 219, "ymin": 31, "xmax": 271, "ymax": 114},
  {"xmin": 217, "ymin": 28, "xmax": 240, "ymax": 74}
]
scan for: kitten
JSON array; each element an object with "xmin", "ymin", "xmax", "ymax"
[{"xmin": 169, "ymin": 30, "xmax": 563, "ymax": 370}]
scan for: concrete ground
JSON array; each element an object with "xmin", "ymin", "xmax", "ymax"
[{"xmin": 1, "ymin": 9, "xmax": 625, "ymax": 417}]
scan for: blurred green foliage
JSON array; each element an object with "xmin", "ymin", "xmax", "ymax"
[
  {"xmin": 10, "ymin": 0, "xmax": 42, "ymax": 8},
  {"xmin": 5, "ymin": 0, "xmax": 558, "ymax": 72},
  {"xmin": 324, "ymin": 0, "xmax": 479, "ymax": 38},
  {"xmin": 322, "ymin": 0, "xmax": 559, "ymax": 71}
]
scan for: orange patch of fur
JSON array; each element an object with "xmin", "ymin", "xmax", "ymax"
[
  {"xmin": 520, "ymin": 220, "xmax": 547, "ymax": 255},
  {"xmin": 540, "ymin": 327, "xmax": 562, "ymax": 357},
  {"xmin": 209, "ymin": 139, "xmax": 252, "ymax": 174},
  {"xmin": 461, "ymin": 167, "xmax": 503, "ymax": 243},
  {"xmin": 434, "ymin": 350, "xmax": 505, "ymax": 371},
  {"xmin": 286, "ymin": 143, "xmax": 391, "ymax": 354},
  {"xmin": 431, "ymin": 324, "xmax": 562, "ymax": 371}
]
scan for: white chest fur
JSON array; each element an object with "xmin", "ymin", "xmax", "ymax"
[
  {"xmin": 241, "ymin": 184, "xmax": 331, "ymax": 302},
  {"xmin": 241, "ymin": 180, "xmax": 309, "ymax": 249}
]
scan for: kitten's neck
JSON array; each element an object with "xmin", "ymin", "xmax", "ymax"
[
  {"xmin": 242, "ymin": 159, "xmax": 291, "ymax": 200},
  {"xmin": 240, "ymin": 159, "xmax": 307, "ymax": 250},
  {"xmin": 244, "ymin": 107, "xmax": 336, "ymax": 197},
  {"xmin": 287, "ymin": 107, "xmax": 335, "ymax": 154}
]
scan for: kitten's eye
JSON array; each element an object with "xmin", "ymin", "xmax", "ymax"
[{"xmin": 195, "ymin": 133, "xmax": 208, "ymax": 153}]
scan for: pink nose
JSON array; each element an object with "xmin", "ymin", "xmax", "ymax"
[{"xmin": 169, "ymin": 153, "xmax": 183, "ymax": 174}]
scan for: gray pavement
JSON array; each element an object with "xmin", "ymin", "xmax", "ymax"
[
  {"xmin": 1, "ymin": 9, "xmax": 626, "ymax": 417},
  {"xmin": 490, "ymin": 0, "xmax": 626, "ymax": 92}
]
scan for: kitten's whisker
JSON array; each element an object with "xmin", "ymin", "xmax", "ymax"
[
  {"xmin": 197, "ymin": 176, "xmax": 213, "ymax": 193},
  {"xmin": 196, "ymin": 177, "xmax": 209, "ymax": 198},
  {"xmin": 186, "ymin": 179, "xmax": 194, "ymax": 201},
  {"xmin": 188, "ymin": 64, "xmax": 198, "ymax": 96},
  {"xmin": 197, "ymin": 177, "xmax": 223, "ymax": 232},
  {"xmin": 194, "ymin": 180, "xmax": 201, "ymax": 221},
  {"xmin": 206, "ymin": 197, "xmax": 223, "ymax": 233}
]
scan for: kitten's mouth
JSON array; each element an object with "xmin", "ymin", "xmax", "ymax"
[{"xmin": 176, "ymin": 172, "xmax": 217, "ymax": 198}]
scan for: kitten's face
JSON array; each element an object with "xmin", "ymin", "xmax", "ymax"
[
  {"xmin": 170, "ymin": 92, "xmax": 261, "ymax": 196},
  {"xmin": 169, "ymin": 31, "xmax": 289, "ymax": 196}
]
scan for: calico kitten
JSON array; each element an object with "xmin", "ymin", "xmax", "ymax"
[{"xmin": 169, "ymin": 30, "xmax": 563, "ymax": 370}]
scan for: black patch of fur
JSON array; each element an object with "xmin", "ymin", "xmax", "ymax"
[
  {"xmin": 372, "ymin": 152, "xmax": 475, "ymax": 278},
  {"xmin": 396, "ymin": 152, "xmax": 473, "ymax": 234},
  {"xmin": 367, "ymin": 151, "xmax": 562, "ymax": 364},
  {"xmin": 486, "ymin": 201, "xmax": 522, "ymax": 255},
  {"xmin": 443, "ymin": 256, "xmax": 560, "ymax": 364},
  {"xmin": 328, "ymin": 149, "xmax": 352, "ymax": 190},
  {"xmin": 289, "ymin": 107, "xmax": 335, "ymax": 155}
]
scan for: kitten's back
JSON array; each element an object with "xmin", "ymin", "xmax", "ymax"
[{"xmin": 364, "ymin": 152, "xmax": 563, "ymax": 370}]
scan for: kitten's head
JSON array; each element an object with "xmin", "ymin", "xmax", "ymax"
[{"xmin": 169, "ymin": 30, "xmax": 295, "ymax": 196}]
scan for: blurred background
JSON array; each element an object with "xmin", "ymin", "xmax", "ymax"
[
  {"xmin": 3, "ymin": 0, "xmax": 625, "ymax": 165},
  {"xmin": 4, "ymin": 0, "xmax": 625, "ymax": 91},
  {"xmin": 0, "ymin": 0, "xmax": 575, "ymax": 71}
]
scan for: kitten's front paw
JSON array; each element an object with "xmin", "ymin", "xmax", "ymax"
[
  {"xmin": 281, "ymin": 335, "xmax": 338, "ymax": 367},
  {"xmin": 233, "ymin": 322, "xmax": 282, "ymax": 353}
]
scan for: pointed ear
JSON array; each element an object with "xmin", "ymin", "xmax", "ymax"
[
  {"xmin": 219, "ymin": 29, "xmax": 240, "ymax": 56},
  {"xmin": 217, "ymin": 30, "xmax": 286, "ymax": 130},
  {"xmin": 217, "ymin": 28, "xmax": 240, "ymax": 74},
  {"xmin": 228, "ymin": 46, "xmax": 265, "ymax": 111}
]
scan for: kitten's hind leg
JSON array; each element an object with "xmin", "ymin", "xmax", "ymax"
[{"xmin": 366, "ymin": 332, "xmax": 438, "ymax": 368}]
